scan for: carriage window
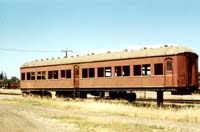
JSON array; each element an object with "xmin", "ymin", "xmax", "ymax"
[
  {"xmin": 61, "ymin": 70, "xmax": 71, "ymax": 78},
  {"xmin": 31, "ymin": 72, "xmax": 35, "ymax": 80},
  {"xmin": 21, "ymin": 73, "xmax": 25, "ymax": 80},
  {"xmin": 154, "ymin": 64, "xmax": 163, "ymax": 75},
  {"xmin": 61, "ymin": 70, "xmax": 65, "ymax": 78},
  {"xmin": 98, "ymin": 67, "xmax": 104, "ymax": 77},
  {"xmin": 115, "ymin": 66, "xmax": 121, "ymax": 76},
  {"xmin": 37, "ymin": 72, "xmax": 42, "ymax": 80},
  {"xmin": 74, "ymin": 66, "xmax": 79, "ymax": 76},
  {"xmin": 105, "ymin": 67, "xmax": 111, "ymax": 77},
  {"xmin": 142, "ymin": 64, "xmax": 151, "ymax": 75},
  {"xmin": 82, "ymin": 68, "xmax": 88, "ymax": 78},
  {"xmin": 66, "ymin": 70, "xmax": 71, "ymax": 78},
  {"xmin": 134, "ymin": 65, "xmax": 141, "ymax": 76},
  {"xmin": 48, "ymin": 71, "xmax": 53, "ymax": 79},
  {"xmin": 54, "ymin": 71, "xmax": 58, "ymax": 79},
  {"xmin": 167, "ymin": 61, "xmax": 172, "ymax": 71},
  {"xmin": 27, "ymin": 72, "xmax": 31, "ymax": 80},
  {"xmin": 123, "ymin": 66, "xmax": 130, "ymax": 76},
  {"xmin": 42, "ymin": 71, "xmax": 46, "ymax": 80},
  {"xmin": 89, "ymin": 68, "xmax": 95, "ymax": 78}
]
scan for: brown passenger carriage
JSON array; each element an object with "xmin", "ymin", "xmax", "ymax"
[{"xmin": 20, "ymin": 45, "xmax": 198, "ymax": 105}]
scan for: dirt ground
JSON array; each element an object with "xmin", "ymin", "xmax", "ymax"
[
  {"xmin": 0, "ymin": 89, "xmax": 200, "ymax": 132},
  {"xmin": 0, "ymin": 98, "xmax": 78, "ymax": 132}
]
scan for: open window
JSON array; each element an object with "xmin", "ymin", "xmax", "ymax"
[{"xmin": 142, "ymin": 64, "xmax": 151, "ymax": 75}]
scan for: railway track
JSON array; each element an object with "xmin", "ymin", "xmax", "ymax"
[
  {"xmin": 0, "ymin": 89, "xmax": 200, "ymax": 106},
  {"xmin": 137, "ymin": 98, "xmax": 200, "ymax": 104}
]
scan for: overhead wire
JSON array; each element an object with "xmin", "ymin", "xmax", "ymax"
[{"xmin": 0, "ymin": 48, "xmax": 61, "ymax": 53}]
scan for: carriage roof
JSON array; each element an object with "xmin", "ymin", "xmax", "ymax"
[{"xmin": 21, "ymin": 45, "xmax": 194, "ymax": 68}]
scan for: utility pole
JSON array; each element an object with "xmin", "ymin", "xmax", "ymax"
[{"xmin": 61, "ymin": 49, "xmax": 73, "ymax": 58}]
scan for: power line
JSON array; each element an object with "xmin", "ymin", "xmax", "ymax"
[
  {"xmin": 0, "ymin": 48, "xmax": 73, "ymax": 57},
  {"xmin": 0, "ymin": 48, "xmax": 60, "ymax": 53}
]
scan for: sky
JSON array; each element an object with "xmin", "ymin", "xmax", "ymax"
[{"xmin": 0, "ymin": 0, "xmax": 200, "ymax": 78}]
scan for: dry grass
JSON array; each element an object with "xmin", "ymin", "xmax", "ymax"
[
  {"xmin": 51, "ymin": 114, "xmax": 174, "ymax": 132},
  {"xmin": 136, "ymin": 91, "xmax": 200, "ymax": 100},
  {"xmin": 8, "ymin": 96, "xmax": 200, "ymax": 131},
  {"xmin": 15, "ymin": 97, "xmax": 200, "ymax": 124}
]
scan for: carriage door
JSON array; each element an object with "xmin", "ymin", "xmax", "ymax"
[
  {"xmin": 164, "ymin": 58, "xmax": 174, "ymax": 87},
  {"xmin": 187, "ymin": 54, "xmax": 196, "ymax": 86},
  {"xmin": 74, "ymin": 65, "xmax": 80, "ymax": 88}
]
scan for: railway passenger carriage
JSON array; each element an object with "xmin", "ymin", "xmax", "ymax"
[{"xmin": 20, "ymin": 45, "xmax": 199, "ymax": 105}]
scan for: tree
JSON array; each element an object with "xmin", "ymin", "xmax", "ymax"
[
  {"xmin": 0, "ymin": 71, "xmax": 19, "ymax": 88},
  {"xmin": 0, "ymin": 71, "xmax": 4, "ymax": 80},
  {"xmin": 10, "ymin": 76, "xmax": 19, "ymax": 83}
]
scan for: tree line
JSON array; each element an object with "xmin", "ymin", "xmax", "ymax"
[{"xmin": 0, "ymin": 72, "xmax": 19, "ymax": 88}]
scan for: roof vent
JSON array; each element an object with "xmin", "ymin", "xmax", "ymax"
[
  {"xmin": 164, "ymin": 44, "xmax": 168, "ymax": 47},
  {"xmin": 107, "ymin": 51, "xmax": 111, "ymax": 53}
]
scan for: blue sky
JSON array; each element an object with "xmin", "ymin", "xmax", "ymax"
[{"xmin": 0, "ymin": 0, "xmax": 200, "ymax": 78}]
